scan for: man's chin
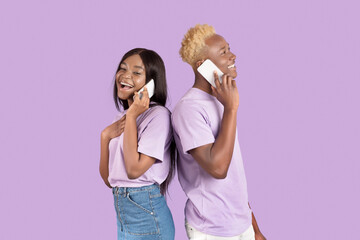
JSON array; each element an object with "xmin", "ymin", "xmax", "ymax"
[
  {"xmin": 225, "ymin": 68, "xmax": 237, "ymax": 79},
  {"xmin": 229, "ymin": 71, "xmax": 237, "ymax": 79}
]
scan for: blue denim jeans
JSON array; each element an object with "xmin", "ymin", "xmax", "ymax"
[{"xmin": 112, "ymin": 184, "xmax": 175, "ymax": 240}]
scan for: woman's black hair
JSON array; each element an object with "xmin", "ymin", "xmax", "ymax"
[{"xmin": 113, "ymin": 48, "xmax": 176, "ymax": 195}]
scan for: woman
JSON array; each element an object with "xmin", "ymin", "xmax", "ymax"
[{"xmin": 99, "ymin": 48, "xmax": 176, "ymax": 240}]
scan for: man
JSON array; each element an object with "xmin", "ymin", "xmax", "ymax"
[{"xmin": 172, "ymin": 24, "xmax": 266, "ymax": 240}]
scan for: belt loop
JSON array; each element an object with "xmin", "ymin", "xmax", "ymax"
[{"xmin": 123, "ymin": 187, "xmax": 127, "ymax": 197}]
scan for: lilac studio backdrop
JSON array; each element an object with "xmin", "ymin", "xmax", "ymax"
[{"xmin": 1, "ymin": 0, "xmax": 359, "ymax": 239}]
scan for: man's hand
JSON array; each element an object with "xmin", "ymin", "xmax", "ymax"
[
  {"xmin": 211, "ymin": 72, "xmax": 239, "ymax": 111},
  {"xmin": 255, "ymin": 232, "xmax": 267, "ymax": 240}
]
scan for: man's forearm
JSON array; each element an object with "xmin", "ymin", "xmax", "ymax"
[{"xmin": 209, "ymin": 109, "xmax": 237, "ymax": 175}]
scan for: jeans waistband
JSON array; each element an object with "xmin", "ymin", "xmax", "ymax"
[{"xmin": 112, "ymin": 184, "xmax": 159, "ymax": 195}]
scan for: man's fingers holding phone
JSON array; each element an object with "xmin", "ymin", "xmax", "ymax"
[{"xmin": 214, "ymin": 71, "xmax": 221, "ymax": 89}]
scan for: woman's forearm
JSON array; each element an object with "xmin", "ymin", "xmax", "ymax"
[
  {"xmin": 99, "ymin": 132, "xmax": 112, "ymax": 188},
  {"xmin": 122, "ymin": 115, "xmax": 141, "ymax": 178}
]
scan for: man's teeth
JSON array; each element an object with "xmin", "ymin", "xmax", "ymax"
[
  {"xmin": 121, "ymin": 82, "xmax": 134, "ymax": 87},
  {"xmin": 228, "ymin": 64, "xmax": 235, "ymax": 69}
]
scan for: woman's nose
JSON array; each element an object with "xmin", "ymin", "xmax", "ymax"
[{"xmin": 122, "ymin": 71, "xmax": 131, "ymax": 79}]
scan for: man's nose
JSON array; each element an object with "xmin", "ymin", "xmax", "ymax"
[{"xmin": 230, "ymin": 52, "xmax": 236, "ymax": 61}]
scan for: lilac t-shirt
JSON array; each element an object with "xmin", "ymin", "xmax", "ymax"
[
  {"xmin": 172, "ymin": 88, "xmax": 252, "ymax": 237},
  {"xmin": 108, "ymin": 105, "xmax": 172, "ymax": 187}
]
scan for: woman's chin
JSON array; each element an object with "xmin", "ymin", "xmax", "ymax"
[{"xmin": 117, "ymin": 92, "xmax": 133, "ymax": 101}]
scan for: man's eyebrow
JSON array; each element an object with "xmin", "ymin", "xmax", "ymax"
[{"xmin": 220, "ymin": 43, "xmax": 230, "ymax": 51}]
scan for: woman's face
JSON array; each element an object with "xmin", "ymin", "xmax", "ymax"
[
  {"xmin": 205, "ymin": 34, "xmax": 237, "ymax": 78},
  {"xmin": 116, "ymin": 54, "xmax": 146, "ymax": 101}
]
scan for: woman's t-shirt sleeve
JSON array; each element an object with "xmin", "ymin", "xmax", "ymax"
[{"xmin": 137, "ymin": 109, "xmax": 171, "ymax": 162}]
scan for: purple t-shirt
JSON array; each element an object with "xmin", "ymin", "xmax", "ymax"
[
  {"xmin": 108, "ymin": 105, "xmax": 172, "ymax": 187},
  {"xmin": 172, "ymin": 88, "xmax": 252, "ymax": 237}
]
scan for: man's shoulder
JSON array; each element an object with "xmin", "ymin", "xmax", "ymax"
[
  {"xmin": 172, "ymin": 96, "xmax": 205, "ymax": 118},
  {"xmin": 173, "ymin": 89, "xmax": 211, "ymax": 113}
]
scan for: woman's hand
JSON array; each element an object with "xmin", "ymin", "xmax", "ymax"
[
  {"xmin": 100, "ymin": 115, "xmax": 126, "ymax": 188},
  {"xmin": 101, "ymin": 115, "xmax": 126, "ymax": 141},
  {"xmin": 126, "ymin": 87, "xmax": 150, "ymax": 119}
]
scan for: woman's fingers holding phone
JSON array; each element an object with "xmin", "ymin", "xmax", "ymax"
[
  {"xmin": 141, "ymin": 87, "xmax": 149, "ymax": 101},
  {"xmin": 127, "ymin": 87, "xmax": 149, "ymax": 118},
  {"xmin": 133, "ymin": 91, "xmax": 140, "ymax": 102},
  {"xmin": 141, "ymin": 87, "xmax": 150, "ymax": 107}
]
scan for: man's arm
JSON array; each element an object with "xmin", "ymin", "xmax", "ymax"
[
  {"xmin": 249, "ymin": 203, "xmax": 266, "ymax": 240},
  {"xmin": 189, "ymin": 74, "xmax": 239, "ymax": 179}
]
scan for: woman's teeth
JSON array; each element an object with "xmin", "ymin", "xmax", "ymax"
[
  {"xmin": 120, "ymin": 82, "xmax": 134, "ymax": 88},
  {"xmin": 228, "ymin": 64, "xmax": 235, "ymax": 69}
]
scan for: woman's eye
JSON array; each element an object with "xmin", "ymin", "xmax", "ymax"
[
  {"xmin": 119, "ymin": 67, "xmax": 126, "ymax": 71},
  {"xmin": 133, "ymin": 72, "xmax": 141, "ymax": 75}
]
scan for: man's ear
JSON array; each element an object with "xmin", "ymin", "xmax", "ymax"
[{"xmin": 195, "ymin": 59, "xmax": 205, "ymax": 68}]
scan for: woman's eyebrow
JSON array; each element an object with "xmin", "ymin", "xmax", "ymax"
[{"xmin": 134, "ymin": 65, "xmax": 144, "ymax": 69}]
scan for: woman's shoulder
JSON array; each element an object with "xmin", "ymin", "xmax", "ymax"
[
  {"xmin": 138, "ymin": 105, "xmax": 171, "ymax": 130},
  {"xmin": 137, "ymin": 105, "xmax": 170, "ymax": 124},
  {"xmin": 147, "ymin": 104, "xmax": 171, "ymax": 116}
]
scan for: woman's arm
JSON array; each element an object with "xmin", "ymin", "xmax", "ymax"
[
  {"xmin": 123, "ymin": 88, "xmax": 156, "ymax": 179},
  {"xmin": 99, "ymin": 115, "xmax": 126, "ymax": 188},
  {"xmin": 99, "ymin": 133, "xmax": 112, "ymax": 188}
]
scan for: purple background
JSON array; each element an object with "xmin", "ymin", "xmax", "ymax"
[{"xmin": 1, "ymin": 0, "xmax": 359, "ymax": 239}]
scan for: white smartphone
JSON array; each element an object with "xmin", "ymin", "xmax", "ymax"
[
  {"xmin": 197, "ymin": 59, "xmax": 223, "ymax": 88},
  {"xmin": 138, "ymin": 79, "xmax": 155, "ymax": 99}
]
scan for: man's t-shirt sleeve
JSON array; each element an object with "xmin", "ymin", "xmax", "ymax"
[{"xmin": 173, "ymin": 104, "xmax": 215, "ymax": 154}]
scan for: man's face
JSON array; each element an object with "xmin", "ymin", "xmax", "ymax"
[{"xmin": 204, "ymin": 34, "xmax": 237, "ymax": 78}]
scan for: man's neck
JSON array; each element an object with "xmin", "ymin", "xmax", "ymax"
[{"xmin": 193, "ymin": 71, "xmax": 212, "ymax": 95}]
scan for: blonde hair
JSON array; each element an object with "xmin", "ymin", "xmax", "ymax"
[{"xmin": 179, "ymin": 24, "xmax": 216, "ymax": 67}]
